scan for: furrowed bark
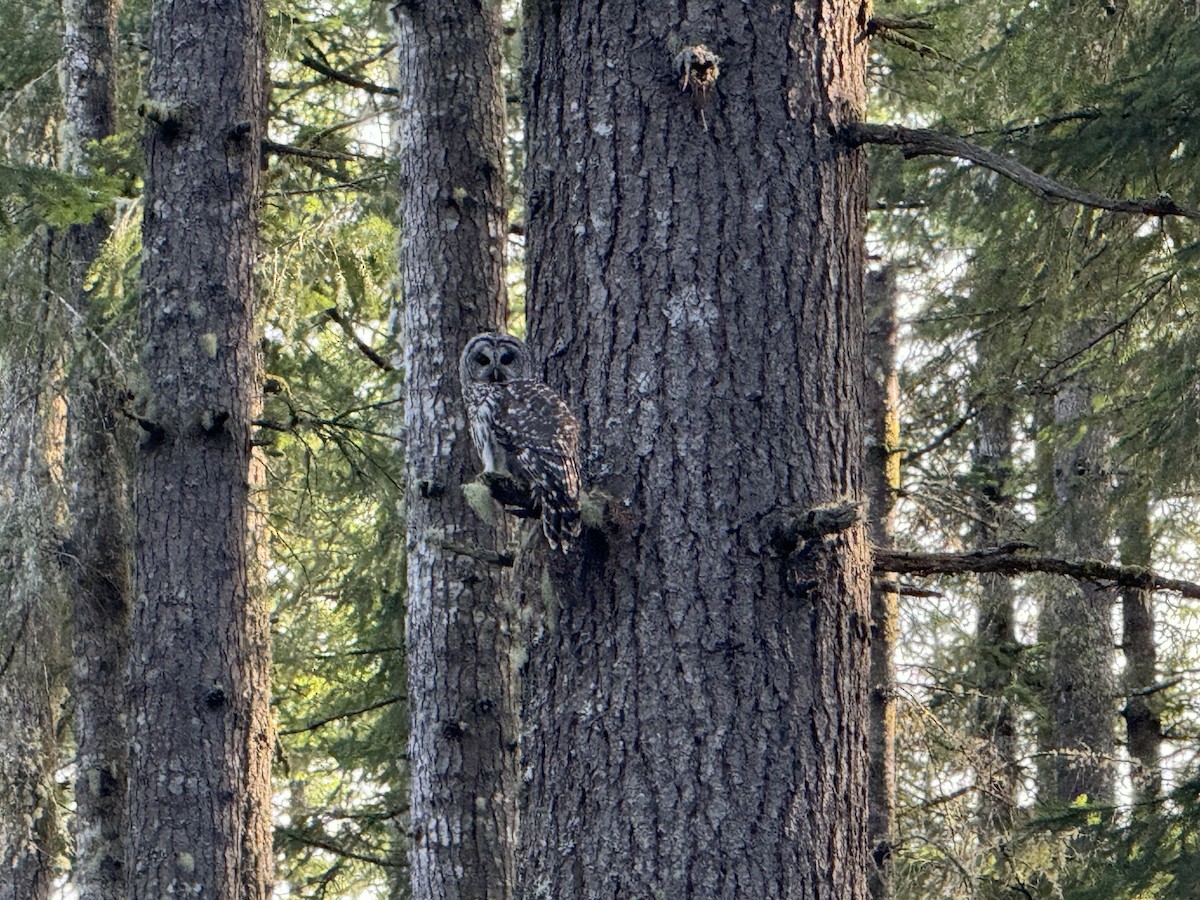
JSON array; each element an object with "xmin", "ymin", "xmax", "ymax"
[
  {"xmin": 61, "ymin": 0, "xmax": 130, "ymax": 894},
  {"xmin": 393, "ymin": 1, "xmax": 517, "ymax": 896},
  {"xmin": 128, "ymin": 0, "xmax": 273, "ymax": 893},
  {"xmin": 520, "ymin": 2, "xmax": 873, "ymax": 896}
]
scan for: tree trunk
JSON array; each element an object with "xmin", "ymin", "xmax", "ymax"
[
  {"xmin": 1045, "ymin": 366, "xmax": 1114, "ymax": 807},
  {"xmin": 520, "ymin": 3, "xmax": 873, "ymax": 896},
  {"xmin": 1119, "ymin": 485, "xmax": 1160, "ymax": 803},
  {"xmin": 971, "ymin": 397, "xmax": 1018, "ymax": 832},
  {"xmin": 865, "ymin": 268, "xmax": 899, "ymax": 900},
  {"xmin": 0, "ymin": 341, "xmax": 65, "ymax": 900},
  {"xmin": 392, "ymin": 2, "xmax": 517, "ymax": 897},
  {"xmin": 60, "ymin": 1, "xmax": 130, "ymax": 895},
  {"xmin": 127, "ymin": 0, "xmax": 273, "ymax": 894}
]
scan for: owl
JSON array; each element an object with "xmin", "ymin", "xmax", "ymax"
[{"xmin": 459, "ymin": 332, "xmax": 581, "ymax": 551}]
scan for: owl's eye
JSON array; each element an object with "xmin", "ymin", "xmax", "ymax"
[
  {"xmin": 499, "ymin": 350, "xmax": 516, "ymax": 365},
  {"xmin": 474, "ymin": 352, "xmax": 490, "ymax": 366}
]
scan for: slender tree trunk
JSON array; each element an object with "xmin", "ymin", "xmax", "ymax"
[
  {"xmin": 392, "ymin": 2, "xmax": 516, "ymax": 897},
  {"xmin": 127, "ymin": 0, "xmax": 273, "ymax": 894},
  {"xmin": 1119, "ymin": 485, "xmax": 1160, "ymax": 803},
  {"xmin": 0, "ymin": 339, "xmax": 65, "ymax": 900},
  {"xmin": 865, "ymin": 268, "xmax": 899, "ymax": 900},
  {"xmin": 520, "ymin": 2, "xmax": 872, "ymax": 896},
  {"xmin": 60, "ymin": 1, "xmax": 130, "ymax": 896},
  {"xmin": 971, "ymin": 397, "xmax": 1019, "ymax": 831},
  {"xmin": 1045, "ymin": 365, "xmax": 1114, "ymax": 807}
]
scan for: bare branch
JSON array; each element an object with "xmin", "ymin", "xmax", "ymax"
[
  {"xmin": 300, "ymin": 54, "xmax": 399, "ymax": 96},
  {"xmin": 279, "ymin": 693, "xmax": 404, "ymax": 736},
  {"xmin": 321, "ymin": 307, "xmax": 395, "ymax": 372},
  {"xmin": 846, "ymin": 123, "xmax": 1200, "ymax": 221},
  {"xmin": 875, "ymin": 544, "xmax": 1200, "ymax": 599}
]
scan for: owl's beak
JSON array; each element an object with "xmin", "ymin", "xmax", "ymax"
[{"xmin": 488, "ymin": 370, "xmax": 503, "ymax": 383}]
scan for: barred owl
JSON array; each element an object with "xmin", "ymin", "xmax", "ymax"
[{"xmin": 459, "ymin": 332, "xmax": 581, "ymax": 551}]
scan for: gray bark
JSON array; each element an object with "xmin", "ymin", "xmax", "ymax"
[
  {"xmin": 519, "ymin": 2, "xmax": 873, "ymax": 896},
  {"xmin": 60, "ymin": 0, "xmax": 129, "ymax": 895},
  {"xmin": 128, "ymin": 0, "xmax": 273, "ymax": 895},
  {"xmin": 1044, "ymin": 366, "xmax": 1114, "ymax": 806},
  {"xmin": 971, "ymin": 397, "xmax": 1019, "ymax": 831},
  {"xmin": 393, "ymin": 1, "xmax": 516, "ymax": 897},
  {"xmin": 0, "ymin": 347, "xmax": 65, "ymax": 900},
  {"xmin": 1119, "ymin": 486, "xmax": 1160, "ymax": 803},
  {"xmin": 865, "ymin": 268, "xmax": 899, "ymax": 900}
]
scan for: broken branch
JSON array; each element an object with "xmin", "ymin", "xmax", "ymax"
[
  {"xmin": 875, "ymin": 544, "xmax": 1200, "ymax": 599},
  {"xmin": 845, "ymin": 122, "xmax": 1200, "ymax": 220}
]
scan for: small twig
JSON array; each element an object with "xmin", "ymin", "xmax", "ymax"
[
  {"xmin": 845, "ymin": 122, "xmax": 1200, "ymax": 220},
  {"xmin": 902, "ymin": 408, "xmax": 977, "ymax": 464},
  {"xmin": 262, "ymin": 139, "xmax": 367, "ymax": 163},
  {"xmin": 279, "ymin": 693, "xmax": 404, "ymax": 736},
  {"xmin": 277, "ymin": 828, "xmax": 402, "ymax": 868},
  {"xmin": 300, "ymin": 54, "xmax": 399, "ymax": 96},
  {"xmin": 1127, "ymin": 676, "xmax": 1184, "ymax": 699},
  {"xmin": 321, "ymin": 307, "xmax": 395, "ymax": 371},
  {"xmin": 435, "ymin": 539, "xmax": 514, "ymax": 569},
  {"xmin": 874, "ymin": 579, "xmax": 943, "ymax": 599}
]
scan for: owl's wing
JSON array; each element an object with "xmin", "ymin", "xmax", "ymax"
[{"xmin": 493, "ymin": 380, "xmax": 582, "ymax": 551}]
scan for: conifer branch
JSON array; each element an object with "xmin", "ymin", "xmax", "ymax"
[
  {"xmin": 875, "ymin": 544, "xmax": 1200, "ymax": 599},
  {"xmin": 278, "ymin": 693, "xmax": 405, "ymax": 736},
  {"xmin": 300, "ymin": 54, "xmax": 399, "ymax": 96},
  {"xmin": 845, "ymin": 123, "xmax": 1200, "ymax": 220}
]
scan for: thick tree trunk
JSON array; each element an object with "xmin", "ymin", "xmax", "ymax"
[
  {"xmin": 127, "ymin": 0, "xmax": 273, "ymax": 895},
  {"xmin": 60, "ymin": 1, "xmax": 130, "ymax": 896},
  {"xmin": 1045, "ymin": 369, "xmax": 1114, "ymax": 807},
  {"xmin": 520, "ymin": 3, "xmax": 872, "ymax": 896},
  {"xmin": 971, "ymin": 398, "xmax": 1018, "ymax": 831},
  {"xmin": 865, "ymin": 268, "xmax": 899, "ymax": 900},
  {"xmin": 1119, "ymin": 486, "xmax": 1160, "ymax": 803},
  {"xmin": 0, "ymin": 345, "xmax": 65, "ymax": 900},
  {"xmin": 392, "ymin": 2, "xmax": 516, "ymax": 897}
]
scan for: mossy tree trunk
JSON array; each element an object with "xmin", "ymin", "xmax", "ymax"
[
  {"xmin": 392, "ymin": 1, "xmax": 517, "ymax": 896},
  {"xmin": 0, "ymin": 340, "xmax": 66, "ymax": 900},
  {"xmin": 127, "ymin": 0, "xmax": 273, "ymax": 894},
  {"xmin": 60, "ymin": 0, "xmax": 130, "ymax": 895}
]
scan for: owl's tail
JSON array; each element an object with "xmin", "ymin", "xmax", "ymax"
[{"xmin": 540, "ymin": 493, "xmax": 581, "ymax": 553}]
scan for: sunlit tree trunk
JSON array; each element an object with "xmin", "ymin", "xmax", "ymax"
[
  {"xmin": 127, "ymin": 0, "xmax": 273, "ymax": 894},
  {"xmin": 865, "ymin": 267, "xmax": 899, "ymax": 900},
  {"xmin": 393, "ymin": 1, "xmax": 516, "ymax": 896},
  {"xmin": 60, "ymin": 0, "xmax": 130, "ymax": 895},
  {"xmin": 519, "ymin": 2, "xmax": 873, "ymax": 895}
]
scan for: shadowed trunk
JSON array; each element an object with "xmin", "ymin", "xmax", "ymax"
[
  {"xmin": 0, "ymin": 337, "xmax": 65, "ymax": 900},
  {"xmin": 1044, "ymin": 353, "xmax": 1114, "ymax": 807},
  {"xmin": 972, "ymin": 396, "xmax": 1019, "ymax": 832},
  {"xmin": 865, "ymin": 267, "xmax": 899, "ymax": 900},
  {"xmin": 60, "ymin": 0, "xmax": 130, "ymax": 895},
  {"xmin": 1119, "ymin": 485, "xmax": 1160, "ymax": 803}
]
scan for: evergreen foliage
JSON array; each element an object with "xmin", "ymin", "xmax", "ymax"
[{"xmin": 3, "ymin": 0, "xmax": 1200, "ymax": 892}]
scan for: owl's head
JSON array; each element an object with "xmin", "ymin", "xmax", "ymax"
[{"xmin": 460, "ymin": 332, "xmax": 531, "ymax": 386}]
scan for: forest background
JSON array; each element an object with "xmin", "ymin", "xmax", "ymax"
[{"xmin": 4, "ymin": 0, "xmax": 1200, "ymax": 897}]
